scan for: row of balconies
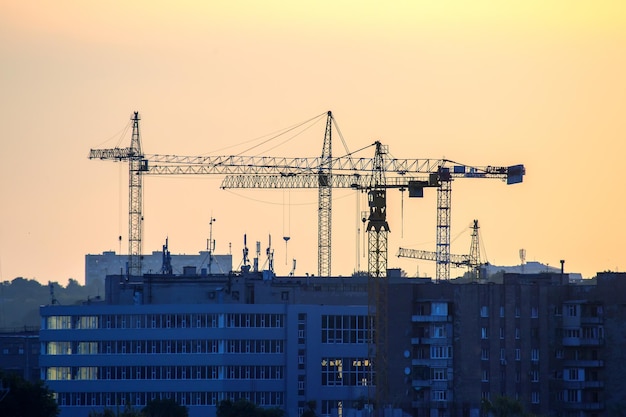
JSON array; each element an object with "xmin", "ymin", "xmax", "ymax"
[
  {"xmin": 411, "ymin": 337, "xmax": 451, "ymax": 345},
  {"xmin": 411, "ymin": 315, "xmax": 451, "ymax": 323},
  {"xmin": 411, "ymin": 400, "xmax": 449, "ymax": 409},
  {"xmin": 562, "ymin": 360, "xmax": 604, "ymax": 368},
  {"xmin": 561, "ymin": 401, "xmax": 604, "ymax": 411},
  {"xmin": 560, "ymin": 380, "xmax": 604, "ymax": 389},
  {"xmin": 562, "ymin": 337, "xmax": 604, "ymax": 347},
  {"xmin": 411, "ymin": 379, "xmax": 449, "ymax": 390}
]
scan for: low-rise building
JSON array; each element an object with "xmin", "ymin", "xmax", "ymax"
[{"xmin": 0, "ymin": 327, "xmax": 40, "ymax": 382}]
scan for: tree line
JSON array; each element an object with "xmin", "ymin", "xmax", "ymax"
[{"xmin": 0, "ymin": 278, "xmax": 103, "ymax": 329}]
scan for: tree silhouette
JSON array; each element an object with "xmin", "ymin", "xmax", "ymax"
[
  {"xmin": 0, "ymin": 371, "xmax": 59, "ymax": 417},
  {"xmin": 142, "ymin": 398, "xmax": 188, "ymax": 417},
  {"xmin": 216, "ymin": 398, "xmax": 284, "ymax": 417}
]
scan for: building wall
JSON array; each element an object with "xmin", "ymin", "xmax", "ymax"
[
  {"xmin": 85, "ymin": 251, "xmax": 233, "ymax": 286},
  {"xmin": 0, "ymin": 329, "xmax": 40, "ymax": 382},
  {"xmin": 39, "ymin": 289, "xmax": 371, "ymax": 417}
]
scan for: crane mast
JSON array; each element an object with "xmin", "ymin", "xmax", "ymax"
[
  {"xmin": 90, "ymin": 112, "xmax": 147, "ymax": 277},
  {"xmin": 436, "ymin": 175, "xmax": 452, "ymax": 281},
  {"xmin": 318, "ymin": 112, "xmax": 333, "ymax": 277},
  {"xmin": 468, "ymin": 219, "xmax": 482, "ymax": 279},
  {"xmin": 366, "ymin": 141, "xmax": 390, "ymax": 411},
  {"xmin": 128, "ymin": 112, "xmax": 146, "ymax": 277}
]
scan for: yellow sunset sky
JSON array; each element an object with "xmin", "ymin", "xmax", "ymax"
[{"xmin": 1, "ymin": 1, "xmax": 625, "ymax": 285}]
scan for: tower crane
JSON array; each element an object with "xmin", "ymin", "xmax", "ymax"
[
  {"xmin": 91, "ymin": 111, "xmax": 525, "ymax": 413},
  {"xmin": 398, "ymin": 219, "xmax": 484, "ymax": 279},
  {"xmin": 91, "ymin": 111, "xmax": 524, "ymax": 281},
  {"xmin": 89, "ymin": 112, "xmax": 147, "ymax": 276},
  {"xmin": 90, "ymin": 111, "xmax": 341, "ymax": 277},
  {"xmin": 221, "ymin": 154, "xmax": 524, "ymax": 281}
]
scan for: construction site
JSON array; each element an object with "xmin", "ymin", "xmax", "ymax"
[{"xmin": 36, "ymin": 112, "xmax": 620, "ymax": 417}]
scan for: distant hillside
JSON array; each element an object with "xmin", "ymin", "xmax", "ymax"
[{"xmin": 0, "ymin": 278, "xmax": 103, "ymax": 329}]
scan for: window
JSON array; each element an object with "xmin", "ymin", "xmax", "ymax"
[
  {"xmin": 433, "ymin": 324, "xmax": 446, "ymax": 338},
  {"xmin": 515, "ymin": 307, "xmax": 520, "ymax": 318},
  {"xmin": 566, "ymin": 304, "xmax": 578, "ymax": 317},
  {"xmin": 500, "ymin": 327, "xmax": 505, "ymax": 339},
  {"xmin": 431, "ymin": 346, "xmax": 453, "ymax": 359},
  {"xmin": 565, "ymin": 368, "xmax": 584, "ymax": 381},
  {"xmin": 515, "ymin": 349, "xmax": 521, "ymax": 361},
  {"xmin": 432, "ymin": 368, "xmax": 447, "ymax": 381},
  {"xmin": 432, "ymin": 391, "xmax": 447, "ymax": 401},
  {"xmin": 480, "ymin": 306, "xmax": 489, "ymax": 317},
  {"xmin": 531, "ymin": 307, "xmax": 538, "ymax": 318},
  {"xmin": 482, "ymin": 369, "xmax": 489, "ymax": 382},
  {"xmin": 432, "ymin": 302, "xmax": 448, "ymax": 316},
  {"xmin": 500, "ymin": 348, "xmax": 506, "ymax": 361},
  {"xmin": 515, "ymin": 328, "xmax": 520, "ymax": 339},
  {"xmin": 565, "ymin": 328, "xmax": 580, "ymax": 338},
  {"xmin": 565, "ymin": 389, "xmax": 581, "ymax": 403},
  {"xmin": 499, "ymin": 306, "xmax": 505, "ymax": 318},
  {"xmin": 481, "ymin": 348, "xmax": 489, "ymax": 360},
  {"xmin": 531, "ymin": 349, "xmax": 539, "ymax": 362},
  {"xmin": 531, "ymin": 370, "xmax": 539, "ymax": 382},
  {"xmin": 532, "ymin": 392, "xmax": 540, "ymax": 404},
  {"xmin": 481, "ymin": 327, "xmax": 489, "ymax": 339}
]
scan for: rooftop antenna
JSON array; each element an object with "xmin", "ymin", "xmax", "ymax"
[
  {"xmin": 241, "ymin": 234, "xmax": 250, "ymax": 273},
  {"xmin": 254, "ymin": 241, "xmax": 261, "ymax": 272},
  {"xmin": 266, "ymin": 235, "xmax": 275, "ymax": 273},
  {"xmin": 48, "ymin": 281, "xmax": 58, "ymax": 305},
  {"xmin": 208, "ymin": 216, "xmax": 216, "ymax": 274},
  {"xmin": 290, "ymin": 258, "xmax": 297, "ymax": 276},
  {"xmin": 161, "ymin": 237, "xmax": 172, "ymax": 275},
  {"xmin": 519, "ymin": 248, "xmax": 526, "ymax": 274}
]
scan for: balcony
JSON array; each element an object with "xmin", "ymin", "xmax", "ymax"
[
  {"xmin": 562, "ymin": 401, "xmax": 604, "ymax": 411},
  {"xmin": 412, "ymin": 358, "xmax": 453, "ymax": 367},
  {"xmin": 562, "ymin": 380, "xmax": 605, "ymax": 390},
  {"xmin": 412, "ymin": 315, "xmax": 450, "ymax": 323},
  {"xmin": 412, "ymin": 379, "xmax": 430, "ymax": 388},
  {"xmin": 411, "ymin": 400, "xmax": 449, "ymax": 409},
  {"xmin": 562, "ymin": 360, "xmax": 604, "ymax": 368},
  {"xmin": 419, "ymin": 337, "xmax": 450, "ymax": 345},
  {"xmin": 580, "ymin": 338, "xmax": 604, "ymax": 346},
  {"xmin": 581, "ymin": 316, "xmax": 603, "ymax": 325}
]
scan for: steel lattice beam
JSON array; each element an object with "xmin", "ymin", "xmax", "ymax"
[{"xmin": 318, "ymin": 112, "xmax": 333, "ymax": 277}]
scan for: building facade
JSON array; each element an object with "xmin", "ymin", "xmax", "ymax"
[
  {"xmin": 85, "ymin": 250, "xmax": 233, "ymax": 287},
  {"xmin": 39, "ymin": 271, "xmax": 626, "ymax": 417},
  {"xmin": 40, "ymin": 273, "xmax": 372, "ymax": 417},
  {"xmin": 0, "ymin": 327, "xmax": 40, "ymax": 382}
]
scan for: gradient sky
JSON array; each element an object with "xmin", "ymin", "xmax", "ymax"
[{"xmin": 1, "ymin": 1, "xmax": 625, "ymax": 285}]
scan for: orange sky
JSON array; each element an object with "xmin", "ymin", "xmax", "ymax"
[{"xmin": 1, "ymin": 1, "xmax": 625, "ymax": 285}]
